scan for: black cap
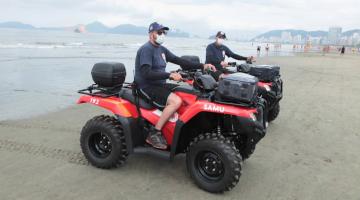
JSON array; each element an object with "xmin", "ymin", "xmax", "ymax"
[
  {"xmin": 216, "ymin": 31, "xmax": 226, "ymax": 39},
  {"xmin": 148, "ymin": 22, "xmax": 169, "ymax": 33}
]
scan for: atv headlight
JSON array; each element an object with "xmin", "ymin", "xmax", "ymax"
[
  {"xmin": 263, "ymin": 85, "xmax": 271, "ymax": 92},
  {"xmin": 249, "ymin": 113, "xmax": 257, "ymax": 121}
]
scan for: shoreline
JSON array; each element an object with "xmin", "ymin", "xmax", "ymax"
[{"xmin": 0, "ymin": 51, "xmax": 296, "ymax": 123}]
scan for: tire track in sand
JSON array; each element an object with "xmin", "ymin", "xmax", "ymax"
[{"xmin": 0, "ymin": 139, "xmax": 88, "ymax": 166}]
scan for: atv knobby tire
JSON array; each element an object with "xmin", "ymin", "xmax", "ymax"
[
  {"xmin": 234, "ymin": 135, "xmax": 255, "ymax": 160},
  {"xmin": 80, "ymin": 115, "xmax": 127, "ymax": 169},
  {"xmin": 268, "ymin": 102, "xmax": 280, "ymax": 122},
  {"xmin": 186, "ymin": 133, "xmax": 242, "ymax": 193}
]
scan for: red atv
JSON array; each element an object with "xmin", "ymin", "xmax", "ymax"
[
  {"xmin": 77, "ymin": 62, "xmax": 266, "ymax": 193},
  {"xmin": 180, "ymin": 55, "xmax": 283, "ymax": 122}
]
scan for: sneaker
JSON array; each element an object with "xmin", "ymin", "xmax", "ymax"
[{"xmin": 146, "ymin": 127, "xmax": 167, "ymax": 150}]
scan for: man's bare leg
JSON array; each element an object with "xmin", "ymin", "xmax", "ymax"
[
  {"xmin": 155, "ymin": 93, "xmax": 182, "ymax": 130},
  {"xmin": 146, "ymin": 93, "xmax": 182, "ymax": 149}
]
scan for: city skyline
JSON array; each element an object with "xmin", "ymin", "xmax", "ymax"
[{"xmin": 252, "ymin": 26, "xmax": 360, "ymax": 46}]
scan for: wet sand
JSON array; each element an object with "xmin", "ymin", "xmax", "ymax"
[{"xmin": 1, "ymin": 53, "xmax": 360, "ymax": 200}]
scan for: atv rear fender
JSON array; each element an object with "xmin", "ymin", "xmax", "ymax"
[{"xmin": 77, "ymin": 95, "xmax": 138, "ymax": 118}]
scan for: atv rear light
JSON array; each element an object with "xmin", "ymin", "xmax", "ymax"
[{"xmin": 249, "ymin": 113, "xmax": 257, "ymax": 121}]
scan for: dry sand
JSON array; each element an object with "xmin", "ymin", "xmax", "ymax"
[{"xmin": 1, "ymin": 53, "xmax": 360, "ymax": 200}]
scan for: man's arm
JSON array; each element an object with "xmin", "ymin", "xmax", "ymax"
[
  {"xmin": 224, "ymin": 46, "xmax": 248, "ymax": 60},
  {"xmin": 139, "ymin": 64, "xmax": 170, "ymax": 80}
]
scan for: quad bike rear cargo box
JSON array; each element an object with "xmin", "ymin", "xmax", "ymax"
[
  {"xmin": 91, "ymin": 62, "xmax": 126, "ymax": 87},
  {"xmin": 248, "ymin": 65, "xmax": 280, "ymax": 82},
  {"xmin": 216, "ymin": 73, "xmax": 258, "ymax": 104},
  {"xmin": 180, "ymin": 55, "xmax": 200, "ymax": 69}
]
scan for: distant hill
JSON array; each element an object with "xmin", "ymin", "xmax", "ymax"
[
  {"xmin": 0, "ymin": 21, "xmax": 191, "ymax": 38},
  {"xmin": 168, "ymin": 29, "xmax": 190, "ymax": 38},
  {"xmin": 108, "ymin": 24, "xmax": 190, "ymax": 37},
  {"xmin": 85, "ymin": 21, "xmax": 109, "ymax": 33},
  {"xmin": 208, "ymin": 35, "xmax": 216, "ymax": 39},
  {"xmin": 342, "ymin": 29, "xmax": 360, "ymax": 37},
  {"xmin": 0, "ymin": 21, "xmax": 35, "ymax": 29},
  {"xmin": 109, "ymin": 24, "xmax": 147, "ymax": 35}
]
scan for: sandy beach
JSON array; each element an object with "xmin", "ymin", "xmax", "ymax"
[{"xmin": 1, "ymin": 52, "xmax": 360, "ymax": 200}]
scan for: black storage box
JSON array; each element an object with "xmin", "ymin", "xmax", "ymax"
[
  {"xmin": 91, "ymin": 62, "xmax": 126, "ymax": 87},
  {"xmin": 216, "ymin": 73, "xmax": 258, "ymax": 104},
  {"xmin": 248, "ymin": 65, "xmax": 280, "ymax": 82},
  {"xmin": 180, "ymin": 55, "xmax": 200, "ymax": 69},
  {"xmin": 194, "ymin": 74, "xmax": 217, "ymax": 91}
]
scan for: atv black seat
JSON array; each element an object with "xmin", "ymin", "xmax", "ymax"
[
  {"xmin": 172, "ymin": 85, "xmax": 198, "ymax": 95},
  {"xmin": 118, "ymin": 88, "xmax": 155, "ymax": 110}
]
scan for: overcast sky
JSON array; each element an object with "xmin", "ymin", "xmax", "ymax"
[{"xmin": 1, "ymin": 0, "xmax": 359, "ymax": 38}]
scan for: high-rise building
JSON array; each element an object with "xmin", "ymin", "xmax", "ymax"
[
  {"xmin": 281, "ymin": 31, "xmax": 292, "ymax": 43},
  {"xmin": 328, "ymin": 27, "xmax": 342, "ymax": 45},
  {"xmin": 293, "ymin": 35, "xmax": 303, "ymax": 44}
]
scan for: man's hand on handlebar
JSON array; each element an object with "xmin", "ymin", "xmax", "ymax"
[
  {"xmin": 169, "ymin": 72, "xmax": 182, "ymax": 81},
  {"xmin": 247, "ymin": 56, "xmax": 256, "ymax": 63},
  {"xmin": 220, "ymin": 61, "xmax": 229, "ymax": 68},
  {"xmin": 203, "ymin": 63, "xmax": 217, "ymax": 72}
]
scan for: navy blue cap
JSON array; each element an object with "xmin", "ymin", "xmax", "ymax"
[
  {"xmin": 148, "ymin": 22, "xmax": 169, "ymax": 33},
  {"xmin": 216, "ymin": 31, "xmax": 227, "ymax": 39}
]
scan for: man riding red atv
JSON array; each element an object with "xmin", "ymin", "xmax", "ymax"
[
  {"xmin": 204, "ymin": 31, "xmax": 282, "ymax": 122},
  {"xmin": 78, "ymin": 62, "xmax": 266, "ymax": 193},
  {"xmin": 77, "ymin": 22, "xmax": 267, "ymax": 193},
  {"xmin": 179, "ymin": 55, "xmax": 283, "ymax": 123}
]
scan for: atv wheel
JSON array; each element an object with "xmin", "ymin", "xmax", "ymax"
[
  {"xmin": 268, "ymin": 103, "xmax": 280, "ymax": 122},
  {"xmin": 234, "ymin": 135, "xmax": 254, "ymax": 160},
  {"xmin": 80, "ymin": 115, "xmax": 127, "ymax": 169},
  {"xmin": 186, "ymin": 133, "xmax": 242, "ymax": 193}
]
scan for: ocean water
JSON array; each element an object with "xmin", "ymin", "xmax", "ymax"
[{"xmin": 0, "ymin": 28, "xmax": 293, "ymax": 121}]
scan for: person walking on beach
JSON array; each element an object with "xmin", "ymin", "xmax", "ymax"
[
  {"xmin": 257, "ymin": 46, "xmax": 261, "ymax": 55},
  {"xmin": 265, "ymin": 44, "xmax": 269, "ymax": 55},
  {"xmin": 134, "ymin": 22, "xmax": 215, "ymax": 149},
  {"xmin": 341, "ymin": 46, "xmax": 345, "ymax": 55},
  {"xmin": 205, "ymin": 31, "xmax": 254, "ymax": 80}
]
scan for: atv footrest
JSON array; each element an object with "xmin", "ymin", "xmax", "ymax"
[{"xmin": 133, "ymin": 146, "xmax": 171, "ymax": 160}]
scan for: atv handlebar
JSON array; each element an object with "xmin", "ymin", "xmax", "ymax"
[
  {"xmin": 226, "ymin": 61, "xmax": 253, "ymax": 73},
  {"xmin": 169, "ymin": 69, "xmax": 200, "ymax": 83},
  {"xmin": 228, "ymin": 59, "xmax": 254, "ymax": 67}
]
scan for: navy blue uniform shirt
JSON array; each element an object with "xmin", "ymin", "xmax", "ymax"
[
  {"xmin": 135, "ymin": 41, "xmax": 203, "ymax": 89},
  {"xmin": 205, "ymin": 42, "xmax": 247, "ymax": 70}
]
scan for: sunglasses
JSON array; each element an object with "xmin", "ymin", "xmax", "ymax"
[{"xmin": 157, "ymin": 30, "xmax": 167, "ymax": 35}]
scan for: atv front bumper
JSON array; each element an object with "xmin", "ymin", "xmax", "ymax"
[{"xmin": 259, "ymin": 78, "xmax": 283, "ymax": 110}]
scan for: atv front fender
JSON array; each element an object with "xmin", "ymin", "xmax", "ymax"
[
  {"xmin": 179, "ymin": 100, "xmax": 257, "ymax": 123},
  {"xmin": 77, "ymin": 95, "xmax": 135, "ymax": 118}
]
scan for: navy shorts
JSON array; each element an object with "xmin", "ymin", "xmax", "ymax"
[{"xmin": 140, "ymin": 83, "xmax": 178, "ymax": 107}]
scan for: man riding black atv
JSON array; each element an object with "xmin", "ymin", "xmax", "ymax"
[
  {"xmin": 205, "ymin": 31, "xmax": 255, "ymax": 80},
  {"xmin": 135, "ymin": 22, "xmax": 216, "ymax": 149}
]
